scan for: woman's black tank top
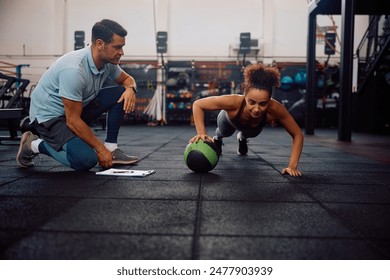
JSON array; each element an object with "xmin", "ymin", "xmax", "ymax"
[{"xmin": 230, "ymin": 98, "xmax": 267, "ymax": 130}]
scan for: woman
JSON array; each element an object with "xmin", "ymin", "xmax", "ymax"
[{"xmin": 189, "ymin": 63, "xmax": 303, "ymax": 177}]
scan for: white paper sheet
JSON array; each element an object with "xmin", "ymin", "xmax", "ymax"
[{"xmin": 96, "ymin": 168, "xmax": 155, "ymax": 177}]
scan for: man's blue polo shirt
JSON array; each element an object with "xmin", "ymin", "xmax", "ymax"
[{"xmin": 30, "ymin": 45, "xmax": 122, "ymax": 123}]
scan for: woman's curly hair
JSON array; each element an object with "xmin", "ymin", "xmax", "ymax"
[{"xmin": 243, "ymin": 64, "xmax": 281, "ymax": 97}]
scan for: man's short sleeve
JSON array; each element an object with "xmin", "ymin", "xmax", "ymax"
[
  {"xmin": 108, "ymin": 64, "xmax": 123, "ymax": 81},
  {"xmin": 58, "ymin": 68, "xmax": 85, "ymax": 101}
]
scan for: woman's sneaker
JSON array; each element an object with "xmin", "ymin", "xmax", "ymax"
[
  {"xmin": 16, "ymin": 131, "xmax": 39, "ymax": 167},
  {"xmin": 212, "ymin": 136, "xmax": 223, "ymax": 156},
  {"xmin": 112, "ymin": 148, "xmax": 138, "ymax": 165},
  {"xmin": 237, "ymin": 133, "xmax": 248, "ymax": 155}
]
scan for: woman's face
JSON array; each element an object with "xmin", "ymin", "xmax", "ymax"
[{"xmin": 245, "ymin": 88, "xmax": 271, "ymax": 119}]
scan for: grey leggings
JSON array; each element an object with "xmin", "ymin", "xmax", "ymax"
[{"xmin": 215, "ymin": 110, "xmax": 264, "ymax": 139}]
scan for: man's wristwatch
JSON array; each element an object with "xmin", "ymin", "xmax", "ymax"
[{"xmin": 126, "ymin": 86, "xmax": 137, "ymax": 93}]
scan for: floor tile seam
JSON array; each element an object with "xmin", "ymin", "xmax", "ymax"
[
  {"xmin": 201, "ymin": 199, "xmax": 315, "ymax": 203},
  {"xmin": 2, "ymin": 227, "xmax": 390, "ymax": 242},
  {"xmin": 0, "ymin": 195, "xmax": 199, "ymax": 202},
  {"xmin": 296, "ymin": 171, "xmax": 390, "ymax": 175},
  {"xmin": 201, "ymin": 182, "xmax": 307, "ymax": 185},
  {"xmin": 0, "ymin": 166, "xmax": 60, "ymax": 187},
  {"xmin": 0, "ymin": 178, "xmax": 22, "ymax": 188},
  {"xmin": 296, "ymin": 182, "xmax": 386, "ymax": 186},
  {"xmin": 295, "ymin": 187, "xmax": 390, "ymax": 206},
  {"xmin": 200, "ymin": 199, "xmax": 390, "ymax": 205},
  {"xmin": 249, "ymin": 148, "xmax": 287, "ymax": 175},
  {"xmin": 76, "ymin": 177, "xmax": 118, "ymax": 198},
  {"xmin": 0, "ymin": 160, "xmax": 20, "ymax": 164},
  {"xmin": 301, "ymin": 142, "xmax": 390, "ymax": 165},
  {"xmin": 292, "ymin": 182, "xmax": 390, "ymax": 258},
  {"xmin": 191, "ymin": 175, "xmax": 204, "ymax": 260},
  {"xmin": 0, "ymin": 197, "xmax": 93, "ymax": 250},
  {"xmin": 283, "ymin": 166, "xmax": 390, "ymax": 171},
  {"xmin": 8, "ymin": 195, "xmax": 389, "ymax": 205},
  {"xmin": 196, "ymin": 233, "xmax": 388, "ymax": 240},
  {"xmin": 78, "ymin": 197, "xmax": 199, "ymax": 202},
  {"xmin": 285, "ymin": 175, "xmax": 389, "ymax": 187},
  {"xmin": 0, "ymin": 228, "xmax": 195, "ymax": 237},
  {"xmin": 203, "ymin": 180, "xmax": 291, "ymax": 183},
  {"xmin": 357, "ymin": 177, "xmax": 390, "ymax": 186},
  {"xmin": 0, "ymin": 141, "xmax": 20, "ymax": 147},
  {"xmin": 210, "ymin": 167, "xmax": 277, "ymax": 170},
  {"xmin": 1, "ymin": 195, "xmax": 389, "ymax": 205},
  {"xmin": 299, "ymin": 182, "xmax": 388, "ymax": 187},
  {"xmin": 91, "ymin": 178, "xmax": 201, "ymax": 182},
  {"xmin": 135, "ymin": 127, "xmax": 192, "ymax": 163},
  {"xmin": 315, "ymin": 201, "xmax": 390, "ymax": 206},
  {"xmin": 5, "ymin": 177, "xmax": 386, "ymax": 185},
  {"xmin": 13, "ymin": 176, "xmax": 116, "ymax": 180}
]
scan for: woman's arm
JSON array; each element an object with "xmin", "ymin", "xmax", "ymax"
[
  {"xmin": 190, "ymin": 95, "xmax": 240, "ymax": 143},
  {"xmin": 268, "ymin": 99, "xmax": 304, "ymax": 177}
]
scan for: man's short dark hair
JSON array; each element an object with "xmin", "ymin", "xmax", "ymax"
[{"xmin": 92, "ymin": 19, "xmax": 127, "ymax": 44}]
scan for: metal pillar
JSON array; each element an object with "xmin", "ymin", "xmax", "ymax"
[
  {"xmin": 338, "ymin": 0, "xmax": 355, "ymax": 141},
  {"xmin": 305, "ymin": 12, "xmax": 317, "ymax": 135}
]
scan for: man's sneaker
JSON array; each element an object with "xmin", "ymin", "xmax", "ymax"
[
  {"xmin": 212, "ymin": 136, "xmax": 223, "ymax": 156},
  {"xmin": 16, "ymin": 131, "xmax": 39, "ymax": 168},
  {"xmin": 112, "ymin": 148, "xmax": 138, "ymax": 165},
  {"xmin": 237, "ymin": 133, "xmax": 248, "ymax": 155}
]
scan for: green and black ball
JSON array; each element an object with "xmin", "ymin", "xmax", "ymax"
[{"xmin": 184, "ymin": 139, "xmax": 219, "ymax": 173}]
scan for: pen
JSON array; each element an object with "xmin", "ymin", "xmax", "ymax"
[{"xmin": 113, "ymin": 170, "xmax": 134, "ymax": 173}]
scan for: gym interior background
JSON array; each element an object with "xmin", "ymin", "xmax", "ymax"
[{"xmin": 1, "ymin": 0, "xmax": 389, "ymax": 136}]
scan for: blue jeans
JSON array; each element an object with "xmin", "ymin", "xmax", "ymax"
[
  {"xmin": 81, "ymin": 86, "xmax": 125, "ymax": 143},
  {"xmin": 37, "ymin": 86, "xmax": 125, "ymax": 171}
]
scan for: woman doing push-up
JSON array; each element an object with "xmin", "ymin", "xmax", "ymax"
[{"xmin": 189, "ymin": 63, "xmax": 303, "ymax": 177}]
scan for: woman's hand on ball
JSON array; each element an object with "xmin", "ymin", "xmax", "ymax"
[{"xmin": 189, "ymin": 134, "xmax": 214, "ymax": 143}]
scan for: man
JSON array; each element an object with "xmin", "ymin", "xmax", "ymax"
[{"xmin": 17, "ymin": 19, "xmax": 138, "ymax": 171}]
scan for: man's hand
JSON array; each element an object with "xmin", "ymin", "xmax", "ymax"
[
  {"xmin": 96, "ymin": 146, "xmax": 113, "ymax": 168},
  {"xmin": 117, "ymin": 87, "xmax": 136, "ymax": 113}
]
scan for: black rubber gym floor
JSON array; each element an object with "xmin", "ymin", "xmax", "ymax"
[{"xmin": 0, "ymin": 124, "xmax": 389, "ymax": 259}]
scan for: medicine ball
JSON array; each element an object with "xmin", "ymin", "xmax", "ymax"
[
  {"xmin": 184, "ymin": 139, "xmax": 219, "ymax": 173},
  {"xmin": 280, "ymin": 75, "xmax": 294, "ymax": 90},
  {"xmin": 294, "ymin": 71, "xmax": 307, "ymax": 86}
]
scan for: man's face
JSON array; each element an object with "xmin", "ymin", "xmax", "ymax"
[{"xmin": 101, "ymin": 34, "xmax": 125, "ymax": 64}]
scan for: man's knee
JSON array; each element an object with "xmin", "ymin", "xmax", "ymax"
[
  {"xmin": 69, "ymin": 152, "xmax": 98, "ymax": 171},
  {"xmin": 66, "ymin": 138, "xmax": 99, "ymax": 171}
]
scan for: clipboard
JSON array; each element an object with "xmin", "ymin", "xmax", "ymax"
[{"xmin": 96, "ymin": 168, "xmax": 155, "ymax": 177}]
